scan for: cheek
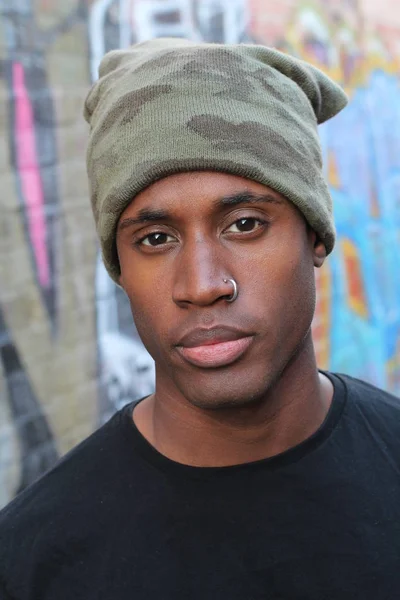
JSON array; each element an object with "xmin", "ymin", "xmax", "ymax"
[
  {"xmin": 250, "ymin": 242, "xmax": 316, "ymax": 325},
  {"xmin": 127, "ymin": 295, "xmax": 167, "ymax": 364},
  {"xmin": 120, "ymin": 266, "xmax": 170, "ymax": 360},
  {"xmin": 119, "ymin": 245, "xmax": 174, "ymax": 305},
  {"xmin": 280, "ymin": 254, "xmax": 316, "ymax": 330}
]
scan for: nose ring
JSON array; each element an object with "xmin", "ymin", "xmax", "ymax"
[{"xmin": 223, "ymin": 278, "xmax": 238, "ymax": 303}]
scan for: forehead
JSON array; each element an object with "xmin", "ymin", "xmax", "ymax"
[{"xmin": 121, "ymin": 171, "xmax": 290, "ymax": 218}]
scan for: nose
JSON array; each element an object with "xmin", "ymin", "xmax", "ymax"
[{"xmin": 172, "ymin": 238, "xmax": 233, "ymax": 307}]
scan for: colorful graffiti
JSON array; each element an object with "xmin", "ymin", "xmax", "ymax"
[
  {"xmin": 280, "ymin": 2, "xmax": 400, "ymax": 389},
  {"xmin": 0, "ymin": 0, "xmax": 399, "ymax": 509},
  {"xmin": 0, "ymin": 0, "xmax": 87, "ymax": 502}
]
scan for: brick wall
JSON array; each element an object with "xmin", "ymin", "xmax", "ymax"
[{"xmin": 0, "ymin": 0, "xmax": 399, "ymax": 508}]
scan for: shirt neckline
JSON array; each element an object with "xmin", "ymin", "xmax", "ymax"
[{"xmin": 120, "ymin": 370, "xmax": 347, "ymax": 478}]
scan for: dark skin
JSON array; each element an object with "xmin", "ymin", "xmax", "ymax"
[{"xmin": 117, "ymin": 171, "xmax": 334, "ymax": 467}]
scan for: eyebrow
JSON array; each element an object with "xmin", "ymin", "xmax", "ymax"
[
  {"xmin": 117, "ymin": 191, "xmax": 283, "ymax": 232},
  {"xmin": 118, "ymin": 208, "xmax": 170, "ymax": 232},
  {"xmin": 216, "ymin": 191, "xmax": 283, "ymax": 208}
]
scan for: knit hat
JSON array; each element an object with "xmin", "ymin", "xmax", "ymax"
[{"xmin": 84, "ymin": 38, "xmax": 348, "ymax": 283}]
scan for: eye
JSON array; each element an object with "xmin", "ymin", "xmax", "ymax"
[
  {"xmin": 226, "ymin": 217, "xmax": 265, "ymax": 234},
  {"xmin": 140, "ymin": 232, "xmax": 176, "ymax": 247}
]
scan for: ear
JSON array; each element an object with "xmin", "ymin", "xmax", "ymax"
[
  {"xmin": 307, "ymin": 226, "xmax": 326, "ymax": 268},
  {"xmin": 313, "ymin": 235, "xmax": 327, "ymax": 268}
]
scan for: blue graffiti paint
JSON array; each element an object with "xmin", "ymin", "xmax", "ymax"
[{"xmin": 319, "ymin": 70, "xmax": 400, "ymax": 394}]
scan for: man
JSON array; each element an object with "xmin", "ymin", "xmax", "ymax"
[{"xmin": 1, "ymin": 38, "xmax": 399, "ymax": 600}]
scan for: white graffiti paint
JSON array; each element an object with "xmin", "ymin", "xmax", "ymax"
[
  {"xmin": 196, "ymin": 0, "xmax": 249, "ymax": 43},
  {"xmin": 89, "ymin": 0, "xmax": 116, "ymax": 82},
  {"xmin": 132, "ymin": 0, "xmax": 200, "ymax": 41},
  {"xmin": 95, "ymin": 253, "xmax": 155, "ymax": 422},
  {"xmin": 119, "ymin": 0, "xmax": 132, "ymax": 48},
  {"xmin": 98, "ymin": 331, "xmax": 155, "ymax": 417}
]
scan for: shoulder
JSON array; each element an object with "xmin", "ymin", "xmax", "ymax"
[
  {"xmin": 334, "ymin": 371, "xmax": 400, "ymax": 412},
  {"xmin": 0, "ymin": 403, "xmax": 133, "ymax": 525},
  {"xmin": 330, "ymin": 371, "xmax": 400, "ymax": 441},
  {"xmin": 0, "ymin": 403, "xmax": 136, "ymax": 596}
]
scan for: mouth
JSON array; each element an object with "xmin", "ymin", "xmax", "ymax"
[{"xmin": 175, "ymin": 326, "xmax": 254, "ymax": 369}]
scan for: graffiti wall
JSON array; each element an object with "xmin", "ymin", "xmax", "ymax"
[{"xmin": 0, "ymin": 0, "xmax": 399, "ymax": 507}]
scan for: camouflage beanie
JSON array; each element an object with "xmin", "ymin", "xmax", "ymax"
[{"xmin": 84, "ymin": 38, "xmax": 348, "ymax": 283}]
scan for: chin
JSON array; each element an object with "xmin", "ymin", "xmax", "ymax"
[
  {"xmin": 192, "ymin": 395, "xmax": 264, "ymax": 411},
  {"xmin": 176, "ymin": 373, "xmax": 273, "ymax": 411}
]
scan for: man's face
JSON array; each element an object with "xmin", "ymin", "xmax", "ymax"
[{"xmin": 117, "ymin": 172, "xmax": 325, "ymax": 409}]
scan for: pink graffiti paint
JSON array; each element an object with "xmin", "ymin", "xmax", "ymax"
[{"xmin": 12, "ymin": 62, "xmax": 50, "ymax": 288}]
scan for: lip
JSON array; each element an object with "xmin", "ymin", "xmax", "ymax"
[{"xmin": 175, "ymin": 326, "xmax": 254, "ymax": 368}]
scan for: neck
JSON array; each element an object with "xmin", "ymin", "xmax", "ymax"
[{"xmin": 133, "ymin": 336, "xmax": 334, "ymax": 467}]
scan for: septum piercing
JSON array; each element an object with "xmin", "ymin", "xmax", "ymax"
[{"xmin": 223, "ymin": 278, "xmax": 238, "ymax": 303}]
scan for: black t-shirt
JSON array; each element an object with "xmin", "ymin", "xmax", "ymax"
[{"xmin": 1, "ymin": 372, "xmax": 400, "ymax": 600}]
